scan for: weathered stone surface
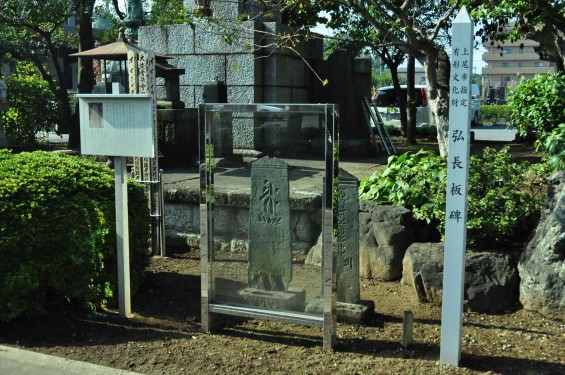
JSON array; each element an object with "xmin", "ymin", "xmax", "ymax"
[
  {"xmin": 239, "ymin": 287, "xmax": 305, "ymax": 311},
  {"xmin": 402, "ymin": 243, "xmax": 520, "ymax": 313},
  {"xmin": 336, "ymin": 170, "xmax": 360, "ymax": 303},
  {"xmin": 359, "ymin": 202, "xmax": 415, "ymax": 280},
  {"xmin": 248, "ymin": 157, "xmax": 292, "ymax": 291},
  {"xmin": 139, "ymin": 25, "xmax": 195, "ymax": 55},
  {"xmin": 519, "ymin": 171, "xmax": 565, "ymax": 319},
  {"xmin": 305, "ymin": 298, "xmax": 374, "ymax": 323},
  {"xmin": 401, "ymin": 242, "xmax": 444, "ymax": 290},
  {"xmin": 305, "ymin": 232, "xmax": 322, "ymax": 267},
  {"xmin": 465, "ymin": 252, "xmax": 519, "ymax": 313}
]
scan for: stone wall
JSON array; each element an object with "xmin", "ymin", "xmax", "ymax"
[
  {"xmin": 140, "ymin": 1, "xmax": 372, "ymax": 153},
  {"xmin": 164, "ymin": 186, "xmax": 321, "ymax": 253}
]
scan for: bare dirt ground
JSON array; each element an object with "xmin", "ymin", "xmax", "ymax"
[
  {"xmin": 1, "ymin": 137, "xmax": 562, "ymax": 374},
  {"xmin": 0, "ymin": 251, "xmax": 563, "ymax": 375}
]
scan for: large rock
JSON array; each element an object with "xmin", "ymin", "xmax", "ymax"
[
  {"xmin": 359, "ymin": 202, "xmax": 415, "ymax": 280},
  {"xmin": 402, "ymin": 243, "xmax": 519, "ymax": 313},
  {"xmin": 401, "ymin": 242, "xmax": 444, "ymax": 302},
  {"xmin": 519, "ymin": 171, "xmax": 565, "ymax": 319}
]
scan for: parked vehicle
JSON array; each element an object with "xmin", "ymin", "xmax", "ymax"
[{"xmin": 373, "ymin": 85, "xmax": 481, "ymax": 127}]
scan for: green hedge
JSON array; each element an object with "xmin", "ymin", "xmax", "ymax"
[
  {"xmin": 0, "ymin": 151, "xmax": 150, "ymax": 321},
  {"xmin": 480, "ymin": 104, "xmax": 510, "ymax": 125}
]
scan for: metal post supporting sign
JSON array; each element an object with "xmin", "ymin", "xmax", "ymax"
[
  {"xmin": 440, "ymin": 6, "xmax": 474, "ymax": 366},
  {"xmin": 77, "ymin": 92, "xmax": 155, "ymax": 318}
]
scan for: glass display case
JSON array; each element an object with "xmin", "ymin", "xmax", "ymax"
[{"xmin": 199, "ymin": 103, "xmax": 338, "ymax": 349}]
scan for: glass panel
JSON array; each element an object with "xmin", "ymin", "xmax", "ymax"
[{"xmin": 200, "ymin": 104, "xmax": 337, "ymax": 322}]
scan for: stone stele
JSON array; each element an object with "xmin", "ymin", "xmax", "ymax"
[
  {"xmin": 336, "ymin": 169, "xmax": 360, "ymax": 303},
  {"xmin": 248, "ymin": 156, "xmax": 291, "ymax": 291}
]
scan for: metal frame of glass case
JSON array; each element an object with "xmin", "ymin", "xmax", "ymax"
[{"xmin": 198, "ymin": 103, "xmax": 338, "ymax": 349}]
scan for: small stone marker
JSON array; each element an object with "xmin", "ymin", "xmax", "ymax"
[
  {"xmin": 402, "ymin": 310, "xmax": 414, "ymax": 348},
  {"xmin": 248, "ymin": 156, "xmax": 292, "ymax": 291},
  {"xmin": 440, "ymin": 6, "xmax": 473, "ymax": 367},
  {"xmin": 336, "ymin": 169, "xmax": 360, "ymax": 303}
]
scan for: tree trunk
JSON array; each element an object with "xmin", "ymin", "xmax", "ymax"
[
  {"xmin": 406, "ymin": 55, "xmax": 417, "ymax": 145},
  {"xmin": 421, "ymin": 49, "xmax": 450, "ymax": 156},
  {"xmin": 69, "ymin": 0, "xmax": 96, "ymax": 150},
  {"xmin": 389, "ymin": 65, "xmax": 407, "ymax": 136},
  {"xmin": 31, "ymin": 53, "xmax": 73, "ymax": 135}
]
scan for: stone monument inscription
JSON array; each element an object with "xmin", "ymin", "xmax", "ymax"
[
  {"xmin": 248, "ymin": 156, "xmax": 292, "ymax": 291},
  {"xmin": 336, "ymin": 169, "xmax": 360, "ymax": 303}
]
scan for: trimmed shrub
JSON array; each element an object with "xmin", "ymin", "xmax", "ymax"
[
  {"xmin": 0, "ymin": 151, "xmax": 150, "ymax": 321},
  {"xmin": 480, "ymin": 104, "xmax": 510, "ymax": 125},
  {"xmin": 359, "ymin": 147, "xmax": 547, "ymax": 249}
]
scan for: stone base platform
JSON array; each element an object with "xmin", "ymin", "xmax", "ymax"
[
  {"xmin": 238, "ymin": 287, "xmax": 306, "ymax": 311},
  {"xmin": 305, "ymin": 298, "xmax": 375, "ymax": 324}
]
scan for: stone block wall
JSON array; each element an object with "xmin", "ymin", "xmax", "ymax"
[
  {"xmin": 141, "ymin": 1, "xmax": 373, "ymax": 154},
  {"xmin": 164, "ymin": 186, "xmax": 322, "ymax": 253},
  {"xmin": 138, "ymin": 22, "xmax": 321, "ymax": 104},
  {"xmin": 139, "ymin": 20, "xmax": 322, "ymax": 150}
]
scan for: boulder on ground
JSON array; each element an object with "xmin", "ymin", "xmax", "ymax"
[
  {"xmin": 519, "ymin": 171, "xmax": 565, "ymax": 319},
  {"xmin": 402, "ymin": 243, "xmax": 519, "ymax": 313},
  {"xmin": 359, "ymin": 202, "xmax": 415, "ymax": 280}
]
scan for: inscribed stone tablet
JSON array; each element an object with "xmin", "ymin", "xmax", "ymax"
[
  {"xmin": 248, "ymin": 157, "xmax": 292, "ymax": 291},
  {"xmin": 336, "ymin": 169, "xmax": 360, "ymax": 303}
]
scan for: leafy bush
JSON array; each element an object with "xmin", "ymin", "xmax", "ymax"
[
  {"xmin": 385, "ymin": 125, "xmax": 401, "ymax": 136},
  {"xmin": 1, "ymin": 62, "xmax": 60, "ymax": 146},
  {"xmin": 480, "ymin": 104, "xmax": 510, "ymax": 125},
  {"xmin": 359, "ymin": 147, "xmax": 547, "ymax": 248},
  {"xmin": 508, "ymin": 73, "xmax": 565, "ymax": 148},
  {"xmin": 0, "ymin": 151, "xmax": 150, "ymax": 321},
  {"xmin": 417, "ymin": 125, "xmax": 438, "ymax": 139},
  {"xmin": 542, "ymin": 123, "xmax": 565, "ymax": 171}
]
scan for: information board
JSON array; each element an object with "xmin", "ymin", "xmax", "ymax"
[{"xmin": 78, "ymin": 94, "xmax": 154, "ymax": 158}]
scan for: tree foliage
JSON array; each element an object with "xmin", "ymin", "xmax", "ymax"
[
  {"xmin": 0, "ymin": 0, "xmax": 75, "ymax": 132},
  {"xmin": 464, "ymin": 0, "xmax": 565, "ymax": 71},
  {"xmin": 283, "ymin": 0, "xmax": 462, "ymax": 156},
  {"xmin": 508, "ymin": 73, "xmax": 565, "ymax": 148},
  {"xmin": 1, "ymin": 61, "xmax": 59, "ymax": 146},
  {"xmin": 146, "ymin": 0, "xmax": 191, "ymax": 26}
]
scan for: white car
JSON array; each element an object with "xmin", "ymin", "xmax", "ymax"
[{"xmin": 374, "ymin": 85, "xmax": 481, "ymax": 127}]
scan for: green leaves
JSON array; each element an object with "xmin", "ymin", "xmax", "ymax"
[
  {"xmin": 480, "ymin": 104, "xmax": 511, "ymax": 125},
  {"xmin": 542, "ymin": 123, "xmax": 565, "ymax": 170},
  {"xmin": 359, "ymin": 147, "xmax": 548, "ymax": 249},
  {"xmin": 0, "ymin": 151, "xmax": 150, "ymax": 321},
  {"xmin": 508, "ymin": 73, "xmax": 565, "ymax": 153},
  {"xmin": 1, "ymin": 61, "xmax": 60, "ymax": 146}
]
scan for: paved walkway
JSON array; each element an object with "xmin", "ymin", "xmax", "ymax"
[{"xmin": 0, "ymin": 345, "xmax": 142, "ymax": 375}]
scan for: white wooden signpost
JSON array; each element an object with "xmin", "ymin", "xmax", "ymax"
[
  {"xmin": 78, "ymin": 93, "xmax": 155, "ymax": 318},
  {"xmin": 440, "ymin": 6, "xmax": 474, "ymax": 366}
]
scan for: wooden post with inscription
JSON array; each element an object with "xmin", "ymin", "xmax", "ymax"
[
  {"xmin": 127, "ymin": 50, "xmax": 164, "ymax": 256},
  {"xmin": 440, "ymin": 7, "xmax": 474, "ymax": 367}
]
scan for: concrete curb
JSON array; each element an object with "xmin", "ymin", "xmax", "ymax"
[{"xmin": 0, "ymin": 345, "xmax": 142, "ymax": 375}]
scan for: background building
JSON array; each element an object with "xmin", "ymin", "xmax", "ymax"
[{"xmin": 482, "ymin": 37, "xmax": 556, "ymax": 103}]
